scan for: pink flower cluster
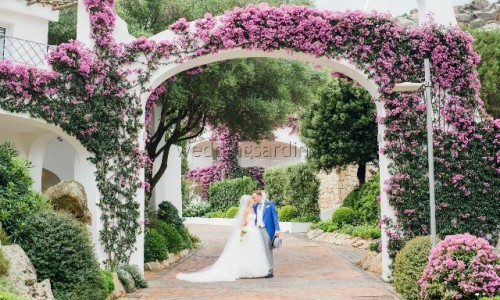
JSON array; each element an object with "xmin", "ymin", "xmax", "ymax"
[{"xmin": 418, "ymin": 233, "xmax": 500, "ymax": 299}]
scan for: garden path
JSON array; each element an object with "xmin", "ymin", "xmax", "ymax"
[{"xmin": 120, "ymin": 224, "xmax": 402, "ymax": 300}]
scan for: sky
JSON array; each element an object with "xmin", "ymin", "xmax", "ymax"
[{"xmin": 314, "ymin": 0, "xmax": 492, "ymax": 16}]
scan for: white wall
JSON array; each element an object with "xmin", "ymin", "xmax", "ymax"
[
  {"xmin": 0, "ymin": 0, "xmax": 57, "ymax": 44},
  {"xmin": 43, "ymin": 138, "xmax": 76, "ymax": 182}
]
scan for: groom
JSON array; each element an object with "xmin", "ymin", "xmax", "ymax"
[{"xmin": 251, "ymin": 190, "xmax": 280, "ymax": 278}]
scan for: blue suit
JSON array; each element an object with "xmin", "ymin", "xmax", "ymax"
[{"xmin": 253, "ymin": 200, "xmax": 280, "ymax": 238}]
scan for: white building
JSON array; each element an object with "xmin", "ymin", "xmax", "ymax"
[{"xmin": 187, "ymin": 127, "xmax": 307, "ymax": 170}]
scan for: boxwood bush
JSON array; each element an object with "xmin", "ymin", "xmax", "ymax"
[
  {"xmin": 226, "ymin": 206, "xmax": 239, "ymax": 219},
  {"xmin": 18, "ymin": 210, "xmax": 105, "ymax": 300},
  {"xmin": 331, "ymin": 207, "xmax": 357, "ymax": 227},
  {"xmin": 393, "ymin": 236, "xmax": 433, "ymax": 300},
  {"xmin": 149, "ymin": 220, "xmax": 185, "ymax": 254},
  {"xmin": 278, "ymin": 205, "xmax": 299, "ymax": 221},
  {"xmin": 157, "ymin": 201, "xmax": 183, "ymax": 231},
  {"xmin": 208, "ymin": 176, "xmax": 257, "ymax": 211},
  {"xmin": 144, "ymin": 229, "xmax": 168, "ymax": 263}
]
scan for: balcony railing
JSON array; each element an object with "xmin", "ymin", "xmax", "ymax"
[{"xmin": 0, "ymin": 35, "xmax": 50, "ymax": 68}]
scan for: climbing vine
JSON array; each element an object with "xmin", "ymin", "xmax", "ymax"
[{"xmin": 0, "ymin": 1, "xmax": 497, "ymax": 266}]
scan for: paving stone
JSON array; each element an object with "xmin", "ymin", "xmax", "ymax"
[{"xmin": 120, "ymin": 224, "xmax": 402, "ymax": 300}]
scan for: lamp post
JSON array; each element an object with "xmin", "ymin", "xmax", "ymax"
[{"xmin": 392, "ymin": 58, "xmax": 437, "ymax": 249}]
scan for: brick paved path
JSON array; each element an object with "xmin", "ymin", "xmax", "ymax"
[{"xmin": 121, "ymin": 224, "xmax": 402, "ymax": 300}]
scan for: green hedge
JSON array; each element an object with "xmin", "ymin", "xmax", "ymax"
[
  {"xmin": 226, "ymin": 206, "xmax": 239, "ymax": 218},
  {"xmin": 331, "ymin": 207, "xmax": 357, "ymax": 227},
  {"xmin": 278, "ymin": 205, "xmax": 299, "ymax": 221},
  {"xmin": 18, "ymin": 210, "xmax": 105, "ymax": 300},
  {"xmin": 149, "ymin": 220, "xmax": 185, "ymax": 254},
  {"xmin": 204, "ymin": 211, "xmax": 226, "ymax": 218},
  {"xmin": 0, "ymin": 142, "xmax": 52, "ymax": 242},
  {"xmin": 144, "ymin": 229, "xmax": 168, "ymax": 263},
  {"xmin": 342, "ymin": 173, "xmax": 380, "ymax": 226},
  {"xmin": 157, "ymin": 201, "xmax": 183, "ymax": 231},
  {"xmin": 264, "ymin": 163, "xmax": 319, "ymax": 215},
  {"xmin": 100, "ymin": 271, "xmax": 115, "ymax": 298},
  {"xmin": 338, "ymin": 225, "xmax": 381, "ymax": 239},
  {"xmin": 393, "ymin": 236, "xmax": 433, "ymax": 300},
  {"xmin": 208, "ymin": 176, "xmax": 257, "ymax": 211}
]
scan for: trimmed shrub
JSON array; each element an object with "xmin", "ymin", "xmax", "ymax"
[
  {"xmin": 0, "ymin": 250, "xmax": 8, "ymax": 277},
  {"xmin": 338, "ymin": 225, "xmax": 381, "ymax": 239},
  {"xmin": 149, "ymin": 220, "xmax": 184, "ymax": 254},
  {"xmin": 331, "ymin": 207, "xmax": 357, "ymax": 227},
  {"xmin": 17, "ymin": 210, "xmax": 105, "ymax": 300},
  {"xmin": 263, "ymin": 166, "xmax": 288, "ymax": 206},
  {"xmin": 208, "ymin": 176, "xmax": 257, "ymax": 211},
  {"xmin": 144, "ymin": 229, "xmax": 168, "ymax": 263},
  {"xmin": 100, "ymin": 271, "xmax": 115, "ymax": 298},
  {"xmin": 342, "ymin": 173, "xmax": 380, "ymax": 226},
  {"xmin": 183, "ymin": 202, "xmax": 211, "ymax": 217},
  {"xmin": 419, "ymin": 234, "xmax": 500, "ymax": 299},
  {"xmin": 393, "ymin": 236, "xmax": 433, "ymax": 300},
  {"xmin": 179, "ymin": 226, "xmax": 193, "ymax": 249},
  {"xmin": 122, "ymin": 265, "xmax": 148, "ymax": 288},
  {"xmin": 369, "ymin": 240, "xmax": 380, "ymax": 253},
  {"xmin": 157, "ymin": 201, "xmax": 183, "ymax": 231},
  {"xmin": 278, "ymin": 205, "xmax": 299, "ymax": 221},
  {"xmin": 226, "ymin": 206, "xmax": 239, "ymax": 219},
  {"xmin": 204, "ymin": 211, "xmax": 226, "ymax": 218}
]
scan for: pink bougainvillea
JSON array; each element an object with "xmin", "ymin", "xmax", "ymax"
[
  {"xmin": 0, "ymin": 1, "xmax": 497, "ymax": 266},
  {"xmin": 418, "ymin": 233, "xmax": 500, "ymax": 299}
]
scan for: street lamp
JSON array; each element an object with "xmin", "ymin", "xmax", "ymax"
[{"xmin": 392, "ymin": 58, "xmax": 437, "ymax": 249}]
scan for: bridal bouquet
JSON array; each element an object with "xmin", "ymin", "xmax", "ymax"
[{"xmin": 240, "ymin": 229, "xmax": 247, "ymax": 242}]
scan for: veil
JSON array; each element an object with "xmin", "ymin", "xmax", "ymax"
[{"xmin": 176, "ymin": 195, "xmax": 252, "ymax": 282}]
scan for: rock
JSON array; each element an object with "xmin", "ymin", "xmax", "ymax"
[
  {"xmin": 352, "ymin": 240, "xmax": 369, "ymax": 250},
  {"xmin": 44, "ymin": 180, "xmax": 92, "ymax": 224},
  {"xmin": 456, "ymin": 13, "xmax": 475, "ymax": 22},
  {"xmin": 471, "ymin": 0, "xmax": 490, "ymax": 10},
  {"xmin": 120, "ymin": 271, "xmax": 136, "ymax": 291},
  {"xmin": 396, "ymin": 17, "xmax": 418, "ymax": 28},
  {"xmin": 368, "ymin": 253, "xmax": 383, "ymax": 273},
  {"xmin": 476, "ymin": 8, "xmax": 498, "ymax": 21},
  {"xmin": 112, "ymin": 272, "xmax": 126, "ymax": 298},
  {"xmin": 2, "ymin": 244, "xmax": 55, "ymax": 300},
  {"xmin": 471, "ymin": 18, "xmax": 487, "ymax": 27},
  {"xmin": 359, "ymin": 252, "xmax": 374, "ymax": 270},
  {"xmin": 481, "ymin": 22, "xmax": 500, "ymax": 30}
]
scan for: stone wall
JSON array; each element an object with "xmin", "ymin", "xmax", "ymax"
[
  {"xmin": 317, "ymin": 164, "xmax": 378, "ymax": 211},
  {"xmin": 396, "ymin": 0, "xmax": 500, "ymax": 30}
]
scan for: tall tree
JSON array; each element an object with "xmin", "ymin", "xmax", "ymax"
[
  {"xmin": 468, "ymin": 28, "xmax": 500, "ymax": 119},
  {"xmin": 299, "ymin": 78, "xmax": 378, "ymax": 185}
]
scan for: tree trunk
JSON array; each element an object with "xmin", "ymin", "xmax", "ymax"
[{"xmin": 357, "ymin": 163, "xmax": 366, "ymax": 185}]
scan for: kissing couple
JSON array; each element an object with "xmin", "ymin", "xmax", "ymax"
[{"xmin": 177, "ymin": 190, "xmax": 281, "ymax": 282}]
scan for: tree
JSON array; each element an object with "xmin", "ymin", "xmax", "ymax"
[
  {"xmin": 147, "ymin": 58, "xmax": 326, "ymax": 191},
  {"xmin": 468, "ymin": 28, "xmax": 500, "ymax": 119},
  {"xmin": 299, "ymin": 78, "xmax": 378, "ymax": 185}
]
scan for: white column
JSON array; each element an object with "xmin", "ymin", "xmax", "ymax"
[{"xmin": 376, "ymin": 100, "xmax": 397, "ymax": 282}]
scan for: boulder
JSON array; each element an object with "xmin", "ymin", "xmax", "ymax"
[
  {"xmin": 471, "ymin": 18, "xmax": 487, "ymax": 27},
  {"xmin": 471, "ymin": 0, "xmax": 491, "ymax": 10},
  {"xmin": 456, "ymin": 13, "xmax": 475, "ymax": 22},
  {"xmin": 111, "ymin": 272, "xmax": 126, "ymax": 298},
  {"xmin": 2, "ymin": 244, "xmax": 54, "ymax": 300},
  {"xmin": 481, "ymin": 22, "xmax": 500, "ymax": 30},
  {"xmin": 44, "ymin": 180, "xmax": 92, "ymax": 224},
  {"xmin": 476, "ymin": 8, "xmax": 498, "ymax": 21}
]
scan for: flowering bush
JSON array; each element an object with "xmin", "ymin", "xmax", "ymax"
[
  {"xmin": 0, "ymin": 0, "xmax": 497, "ymax": 267},
  {"xmin": 418, "ymin": 234, "xmax": 500, "ymax": 300}
]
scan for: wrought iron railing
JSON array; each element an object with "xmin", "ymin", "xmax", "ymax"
[{"xmin": 0, "ymin": 35, "xmax": 50, "ymax": 68}]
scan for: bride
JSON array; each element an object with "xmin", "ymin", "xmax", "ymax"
[{"xmin": 176, "ymin": 195, "xmax": 269, "ymax": 282}]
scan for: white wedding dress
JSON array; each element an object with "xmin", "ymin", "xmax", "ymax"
[{"xmin": 176, "ymin": 212, "xmax": 269, "ymax": 282}]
